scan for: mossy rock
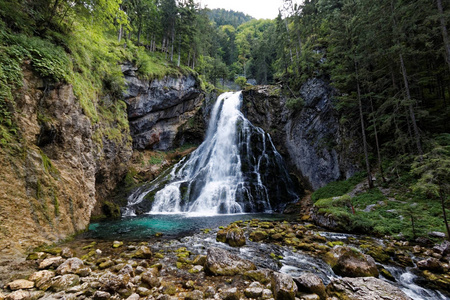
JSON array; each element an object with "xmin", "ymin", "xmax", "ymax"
[
  {"xmin": 99, "ymin": 260, "xmax": 115, "ymax": 269},
  {"xmin": 112, "ymin": 241, "xmax": 123, "ymax": 248},
  {"xmin": 244, "ymin": 269, "xmax": 272, "ymax": 284},
  {"xmin": 44, "ymin": 248, "xmax": 62, "ymax": 255},
  {"xmin": 325, "ymin": 246, "xmax": 379, "ymax": 277},
  {"xmin": 217, "ymin": 225, "xmax": 246, "ymax": 247},
  {"xmin": 131, "ymin": 246, "xmax": 152, "ymax": 259},
  {"xmin": 327, "ymin": 241, "xmax": 345, "ymax": 248},
  {"xmin": 27, "ymin": 252, "xmax": 47, "ymax": 260},
  {"xmin": 192, "ymin": 255, "xmax": 207, "ymax": 266},
  {"xmin": 101, "ymin": 201, "xmax": 121, "ymax": 219},
  {"xmin": 380, "ymin": 268, "xmax": 396, "ymax": 281},
  {"xmin": 249, "ymin": 230, "xmax": 268, "ymax": 242}
]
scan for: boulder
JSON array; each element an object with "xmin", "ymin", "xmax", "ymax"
[
  {"xmin": 324, "ymin": 246, "xmax": 379, "ymax": 277},
  {"xmin": 216, "ymin": 225, "xmax": 246, "ymax": 247},
  {"xmin": 244, "ymin": 287, "xmax": 263, "ymax": 298},
  {"xmin": 93, "ymin": 291, "xmax": 111, "ymax": 300},
  {"xmin": 26, "ymin": 252, "xmax": 46, "ymax": 260},
  {"xmin": 293, "ymin": 273, "xmax": 326, "ymax": 300},
  {"xmin": 56, "ymin": 257, "xmax": 90, "ymax": 276},
  {"xmin": 192, "ymin": 255, "xmax": 207, "ymax": 265},
  {"xmin": 141, "ymin": 268, "xmax": 161, "ymax": 288},
  {"xmin": 204, "ymin": 247, "xmax": 256, "ymax": 276},
  {"xmin": 220, "ymin": 287, "xmax": 240, "ymax": 300},
  {"xmin": 249, "ymin": 230, "xmax": 268, "ymax": 242},
  {"xmin": 60, "ymin": 247, "xmax": 74, "ymax": 258},
  {"xmin": 4, "ymin": 290, "xmax": 31, "ymax": 300},
  {"xmin": 29, "ymin": 270, "xmax": 55, "ymax": 291},
  {"xmin": 6, "ymin": 280, "xmax": 34, "ymax": 291},
  {"xmin": 126, "ymin": 293, "xmax": 140, "ymax": 300},
  {"xmin": 327, "ymin": 277, "xmax": 412, "ymax": 300},
  {"xmin": 244, "ymin": 269, "xmax": 272, "ymax": 284},
  {"xmin": 100, "ymin": 272, "xmax": 131, "ymax": 293},
  {"xmin": 118, "ymin": 264, "xmax": 135, "ymax": 277},
  {"xmin": 112, "ymin": 241, "xmax": 123, "ymax": 248},
  {"xmin": 50, "ymin": 274, "xmax": 80, "ymax": 292},
  {"xmin": 417, "ymin": 257, "xmax": 444, "ymax": 273},
  {"xmin": 271, "ymin": 272, "xmax": 297, "ymax": 300},
  {"xmin": 132, "ymin": 246, "xmax": 152, "ymax": 259},
  {"xmin": 185, "ymin": 290, "xmax": 204, "ymax": 300},
  {"xmin": 38, "ymin": 257, "xmax": 65, "ymax": 270},
  {"xmin": 433, "ymin": 241, "xmax": 450, "ymax": 256}
]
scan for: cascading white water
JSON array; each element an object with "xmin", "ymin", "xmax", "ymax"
[{"xmin": 125, "ymin": 91, "xmax": 298, "ymax": 216}]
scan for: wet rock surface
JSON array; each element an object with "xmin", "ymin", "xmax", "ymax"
[
  {"xmin": 0, "ymin": 219, "xmax": 448, "ymax": 300},
  {"xmin": 327, "ymin": 277, "xmax": 412, "ymax": 300},
  {"xmin": 324, "ymin": 246, "xmax": 379, "ymax": 277}
]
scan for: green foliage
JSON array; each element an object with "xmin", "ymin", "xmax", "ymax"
[
  {"xmin": 149, "ymin": 152, "xmax": 165, "ymax": 165},
  {"xmin": 285, "ymin": 97, "xmax": 304, "ymax": 111},
  {"xmin": 207, "ymin": 9, "xmax": 253, "ymax": 28},
  {"xmin": 234, "ymin": 76, "xmax": 247, "ymax": 89},
  {"xmin": 312, "ymin": 173, "xmax": 365, "ymax": 202}
]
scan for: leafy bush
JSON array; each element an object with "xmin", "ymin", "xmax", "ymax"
[
  {"xmin": 285, "ymin": 97, "xmax": 304, "ymax": 111},
  {"xmin": 235, "ymin": 76, "xmax": 247, "ymax": 89}
]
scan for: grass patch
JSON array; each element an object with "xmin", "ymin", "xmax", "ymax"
[
  {"xmin": 313, "ymin": 173, "xmax": 448, "ymax": 239},
  {"xmin": 312, "ymin": 172, "xmax": 365, "ymax": 202}
]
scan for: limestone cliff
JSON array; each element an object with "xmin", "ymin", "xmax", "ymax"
[
  {"xmin": 242, "ymin": 79, "xmax": 360, "ymax": 191},
  {"xmin": 122, "ymin": 63, "xmax": 204, "ymax": 150},
  {"xmin": 0, "ymin": 65, "xmax": 132, "ymax": 256}
]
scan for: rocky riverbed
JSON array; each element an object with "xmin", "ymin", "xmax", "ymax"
[{"xmin": 1, "ymin": 219, "xmax": 449, "ymax": 300}]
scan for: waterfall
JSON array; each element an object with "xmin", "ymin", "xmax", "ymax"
[{"xmin": 125, "ymin": 92, "xmax": 299, "ymax": 216}]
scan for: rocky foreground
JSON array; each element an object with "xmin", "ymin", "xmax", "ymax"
[{"xmin": 1, "ymin": 219, "xmax": 449, "ymax": 300}]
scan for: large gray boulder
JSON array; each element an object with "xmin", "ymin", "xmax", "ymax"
[
  {"xmin": 271, "ymin": 272, "xmax": 297, "ymax": 300},
  {"xmin": 324, "ymin": 246, "xmax": 379, "ymax": 278},
  {"xmin": 327, "ymin": 277, "xmax": 412, "ymax": 300},
  {"xmin": 204, "ymin": 247, "xmax": 256, "ymax": 276},
  {"xmin": 293, "ymin": 273, "xmax": 326, "ymax": 300}
]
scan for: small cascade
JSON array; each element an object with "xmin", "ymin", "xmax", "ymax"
[{"xmin": 125, "ymin": 92, "xmax": 299, "ymax": 216}]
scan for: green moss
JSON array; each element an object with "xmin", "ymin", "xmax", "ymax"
[{"xmin": 40, "ymin": 150, "xmax": 59, "ymax": 178}]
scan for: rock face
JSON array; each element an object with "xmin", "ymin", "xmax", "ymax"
[
  {"xmin": 204, "ymin": 247, "xmax": 256, "ymax": 276},
  {"xmin": 0, "ymin": 64, "xmax": 132, "ymax": 255},
  {"xmin": 242, "ymin": 80, "xmax": 360, "ymax": 190},
  {"xmin": 327, "ymin": 277, "xmax": 412, "ymax": 300},
  {"xmin": 324, "ymin": 246, "xmax": 379, "ymax": 277},
  {"xmin": 122, "ymin": 63, "xmax": 204, "ymax": 150}
]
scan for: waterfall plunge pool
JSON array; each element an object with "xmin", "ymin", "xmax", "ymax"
[{"xmin": 84, "ymin": 213, "xmax": 291, "ymax": 240}]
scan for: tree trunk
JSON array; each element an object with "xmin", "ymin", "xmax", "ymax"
[
  {"xmin": 440, "ymin": 188, "xmax": 450, "ymax": 241},
  {"xmin": 437, "ymin": 0, "xmax": 450, "ymax": 73},
  {"xmin": 399, "ymin": 53, "xmax": 423, "ymax": 158},
  {"xmin": 355, "ymin": 59, "xmax": 374, "ymax": 189},
  {"xmin": 177, "ymin": 36, "xmax": 181, "ymax": 67},
  {"xmin": 284, "ymin": 18, "xmax": 293, "ymax": 63},
  {"xmin": 170, "ymin": 22, "xmax": 175, "ymax": 62},
  {"xmin": 118, "ymin": 24, "xmax": 123, "ymax": 43},
  {"xmin": 370, "ymin": 98, "xmax": 386, "ymax": 183},
  {"xmin": 137, "ymin": 24, "xmax": 142, "ymax": 45}
]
